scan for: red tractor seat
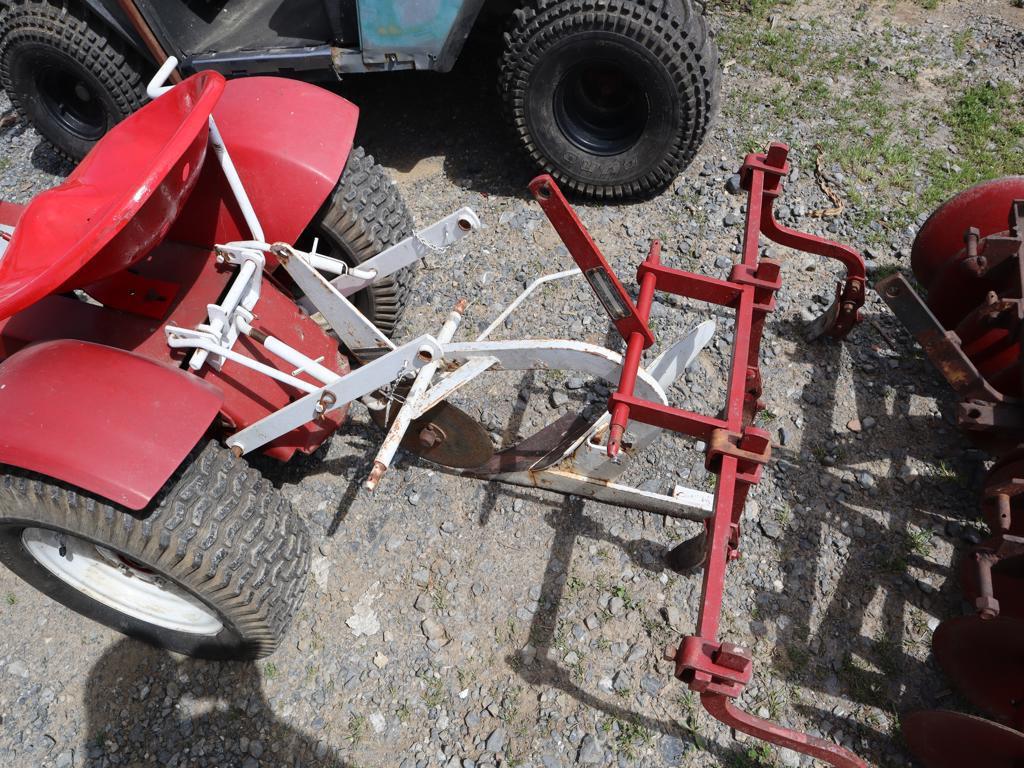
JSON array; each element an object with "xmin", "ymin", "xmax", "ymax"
[{"xmin": 0, "ymin": 71, "xmax": 225, "ymax": 322}]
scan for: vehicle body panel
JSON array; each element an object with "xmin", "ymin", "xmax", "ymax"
[
  {"xmin": 67, "ymin": 0, "xmax": 483, "ymax": 74},
  {"xmin": 0, "ymin": 340, "xmax": 224, "ymax": 510},
  {"xmin": 168, "ymin": 76, "xmax": 357, "ymax": 249}
]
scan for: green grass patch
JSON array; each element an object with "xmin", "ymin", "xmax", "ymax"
[
  {"xmin": 601, "ymin": 717, "xmax": 653, "ymax": 758},
  {"xmin": 923, "ymin": 81, "xmax": 1024, "ymax": 209}
]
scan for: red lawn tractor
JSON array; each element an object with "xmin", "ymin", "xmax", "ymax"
[{"xmin": 0, "ymin": 59, "xmax": 868, "ymax": 766}]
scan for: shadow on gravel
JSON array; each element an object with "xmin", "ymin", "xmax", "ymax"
[
  {"xmin": 754, "ymin": 314, "xmax": 976, "ymax": 763},
  {"xmin": 339, "ymin": 38, "xmax": 538, "ymax": 201},
  {"xmin": 511, "ymin": 495, "xmax": 741, "ymax": 765},
  {"xmin": 84, "ymin": 638, "xmax": 349, "ymax": 767}
]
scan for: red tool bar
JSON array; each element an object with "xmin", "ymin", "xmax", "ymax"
[
  {"xmin": 531, "ymin": 143, "xmax": 867, "ymax": 768},
  {"xmin": 529, "ymin": 175, "xmax": 655, "ymax": 348}
]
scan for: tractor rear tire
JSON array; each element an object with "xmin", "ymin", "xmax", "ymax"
[
  {"xmin": 499, "ymin": 0, "xmax": 720, "ymax": 199},
  {"xmin": 298, "ymin": 145, "xmax": 416, "ymax": 339},
  {"xmin": 0, "ymin": 0, "xmax": 147, "ymax": 161},
  {"xmin": 0, "ymin": 441, "xmax": 310, "ymax": 659}
]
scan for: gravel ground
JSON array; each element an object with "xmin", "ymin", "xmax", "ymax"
[{"xmin": 1, "ymin": 2, "xmax": 1023, "ymax": 767}]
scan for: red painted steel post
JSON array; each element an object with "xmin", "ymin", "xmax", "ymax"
[{"xmin": 608, "ymin": 240, "xmax": 661, "ymax": 457}]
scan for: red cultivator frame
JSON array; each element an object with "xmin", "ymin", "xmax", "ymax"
[
  {"xmin": 531, "ymin": 143, "xmax": 867, "ymax": 767},
  {"xmin": 878, "ymin": 178, "xmax": 1024, "ymax": 766}
]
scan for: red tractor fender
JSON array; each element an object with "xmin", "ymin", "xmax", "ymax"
[
  {"xmin": 0, "ymin": 340, "xmax": 223, "ymax": 511},
  {"xmin": 169, "ymin": 76, "xmax": 358, "ymax": 248}
]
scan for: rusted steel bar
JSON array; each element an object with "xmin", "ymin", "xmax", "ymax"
[{"xmin": 114, "ymin": 0, "xmax": 183, "ymax": 84}]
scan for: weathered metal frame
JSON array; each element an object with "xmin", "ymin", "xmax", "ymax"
[
  {"xmin": 527, "ymin": 145, "xmax": 867, "ymax": 766},
  {"xmin": 141, "ymin": 65, "xmax": 872, "ymax": 763}
]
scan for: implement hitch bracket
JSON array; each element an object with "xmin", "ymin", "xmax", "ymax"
[{"xmin": 531, "ymin": 142, "xmax": 867, "ymax": 768}]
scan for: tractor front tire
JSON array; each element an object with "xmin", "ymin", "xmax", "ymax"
[
  {"xmin": 0, "ymin": 0, "xmax": 147, "ymax": 161},
  {"xmin": 298, "ymin": 145, "xmax": 416, "ymax": 338},
  {"xmin": 0, "ymin": 441, "xmax": 310, "ymax": 659},
  {"xmin": 499, "ymin": 0, "xmax": 720, "ymax": 199}
]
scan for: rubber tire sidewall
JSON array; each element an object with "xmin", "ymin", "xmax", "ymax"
[
  {"xmin": 0, "ymin": 518, "xmax": 248, "ymax": 658},
  {"xmin": 525, "ymin": 33, "xmax": 678, "ymax": 189},
  {"xmin": 0, "ymin": 442, "xmax": 309, "ymax": 660}
]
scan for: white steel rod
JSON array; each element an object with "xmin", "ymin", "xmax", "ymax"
[
  {"xmin": 190, "ymin": 258, "xmax": 258, "ymax": 370},
  {"xmin": 207, "ymin": 116, "xmax": 265, "ymax": 243},
  {"xmin": 238, "ymin": 321, "xmax": 340, "ymax": 386},
  {"xmin": 169, "ymin": 335, "xmax": 320, "ymax": 393},
  {"xmin": 476, "ymin": 268, "xmax": 581, "ymax": 341},
  {"xmin": 365, "ymin": 301, "xmax": 466, "ymax": 490},
  {"xmin": 146, "ymin": 57, "xmax": 178, "ymax": 99}
]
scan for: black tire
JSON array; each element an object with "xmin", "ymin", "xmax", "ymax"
[
  {"xmin": 0, "ymin": 441, "xmax": 310, "ymax": 659},
  {"xmin": 0, "ymin": 0, "xmax": 146, "ymax": 161},
  {"xmin": 297, "ymin": 145, "xmax": 416, "ymax": 338},
  {"xmin": 499, "ymin": 0, "xmax": 720, "ymax": 199}
]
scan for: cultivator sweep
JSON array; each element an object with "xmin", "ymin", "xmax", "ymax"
[{"xmin": 877, "ymin": 177, "xmax": 1024, "ymax": 767}]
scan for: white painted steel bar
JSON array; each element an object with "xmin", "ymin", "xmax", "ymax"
[
  {"xmin": 364, "ymin": 304, "xmax": 466, "ymax": 490},
  {"xmin": 146, "ymin": 57, "xmax": 178, "ymax": 98},
  {"xmin": 275, "ymin": 243, "xmax": 394, "ymax": 354},
  {"xmin": 414, "ymin": 356, "xmax": 499, "ymax": 417},
  {"xmin": 488, "ymin": 468, "xmax": 713, "ymax": 520},
  {"xmin": 476, "ymin": 268, "xmax": 581, "ymax": 341},
  {"xmin": 237, "ymin": 321, "xmax": 340, "ymax": 386},
  {"xmin": 228, "ymin": 335, "xmax": 443, "ymax": 454},
  {"xmin": 167, "ymin": 329, "xmax": 320, "ymax": 394},
  {"xmin": 441, "ymin": 340, "xmax": 666, "ymax": 405},
  {"xmin": 329, "ymin": 208, "xmax": 482, "ymax": 297},
  {"xmin": 207, "ymin": 116, "xmax": 264, "ymax": 242},
  {"xmin": 189, "ymin": 257, "xmax": 258, "ymax": 370}
]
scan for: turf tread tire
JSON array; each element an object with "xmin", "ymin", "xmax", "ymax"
[
  {"xmin": 309, "ymin": 145, "xmax": 416, "ymax": 337},
  {"xmin": 499, "ymin": 0, "xmax": 720, "ymax": 199},
  {"xmin": 0, "ymin": 0, "xmax": 146, "ymax": 161},
  {"xmin": 0, "ymin": 441, "xmax": 310, "ymax": 659}
]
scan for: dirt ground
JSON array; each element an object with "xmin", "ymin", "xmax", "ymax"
[{"xmin": 1, "ymin": 1, "xmax": 1023, "ymax": 767}]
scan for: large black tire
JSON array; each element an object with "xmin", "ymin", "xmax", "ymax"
[
  {"xmin": 499, "ymin": 0, "xmax": 720, "ymax": 199},
  {"xmin": 0, "ymin": 0, "xmax": 147, "ymax": 161},
  {"xmin": 298, "ymin": 145, "xmax": 416, "ymax": 338},
  {"xmin": 0, "ymin": 441, "xmax": 310, "ymax": 659}
]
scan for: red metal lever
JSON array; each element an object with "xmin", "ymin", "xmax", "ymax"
[{"xmin": 528, "ymin": 175, "xmax": 655, "ymax": 349}]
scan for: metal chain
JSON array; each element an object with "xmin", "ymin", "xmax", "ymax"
[
  {"xmin": 382, "ymin": 361, "xmax": 415, "ymax": 424},
  {"xmin": 414, "ymin": 230, "xmax": 453, "ymax": 255}
]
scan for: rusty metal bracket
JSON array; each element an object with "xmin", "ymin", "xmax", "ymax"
[
  {"xmin": 877, "ymin": 272, "xmax": 1009, "ymax": 404},
  {"xmin": 670, "ymin": 637, "xmax": 753, "ymax": 697},
  {"xmin": 706, "ymin": 427, "xmax": 771, "ymax": 480}
]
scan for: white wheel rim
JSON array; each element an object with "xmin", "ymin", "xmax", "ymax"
[{"xmin": 21, "ymin": 527, "xmax": 223, "ymax": 636}]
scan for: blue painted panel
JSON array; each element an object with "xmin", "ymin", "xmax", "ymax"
[{"xmin": 357, "ymin": 0, "xmax": 462, "ymax": 55}]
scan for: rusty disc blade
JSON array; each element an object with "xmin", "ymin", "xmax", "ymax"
[
  {"xmin": 903, "ymin": 710, "xmax": 1024, "ymax": 768},
  {"xmin": 933, "ymin": 615, "xmax": 1024, "ymax": 722},
  {"xmin": 911, "ymin": 176, "xmax": 1024, "ymax": 288},
  {"xmin": 370, "ymin": 400, "xmax": 493, "ymax": 469}
]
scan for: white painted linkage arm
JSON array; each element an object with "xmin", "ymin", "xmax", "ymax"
[{"xmin": 364, "ymin": 301, "xmax": 467, "ymax": 491}]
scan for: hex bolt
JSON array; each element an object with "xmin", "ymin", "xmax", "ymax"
[
  {"xmin": 418, "ymin": 424, "xmax": 445, "ymax": 449},
  {"xmin": 974, "ymin": 551, "xmax": 1001, "ymax": 620}
]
